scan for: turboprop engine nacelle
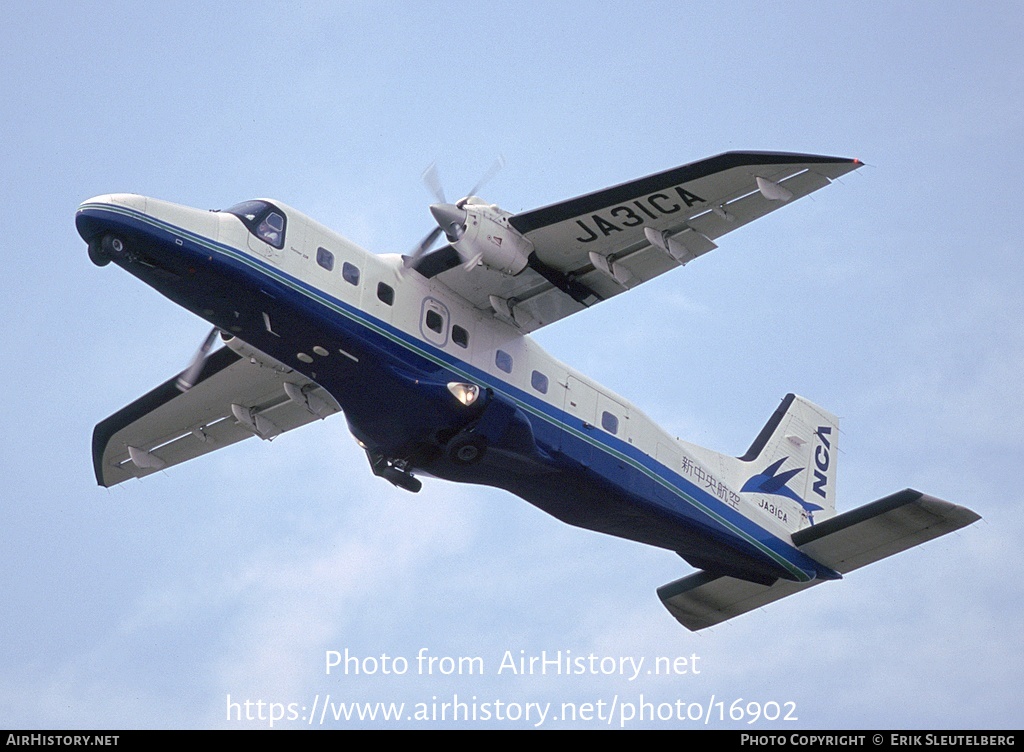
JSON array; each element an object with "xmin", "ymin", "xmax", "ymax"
[{"xmin": 431, "ymin": 198, "xmax": 534, "ymax": 275}]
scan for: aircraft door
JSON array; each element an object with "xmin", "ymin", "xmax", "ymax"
[
  {"xmin": 419, "ymin": 297, "xmax": 449, "ymax": 347},
  {"xmin": 596, "ymin": 393, "xmax": 632, "ymax": 445},
  {"xmin": 595, "ymin": 391, "xmax": 634, "ymax": 490},
  {"xmin": 563, "ymin": 376, "xmax": 598, "ymax": 466},
  {"xmin": 564, "ymin": 376, "xmax": 598, "ymax": 426}
]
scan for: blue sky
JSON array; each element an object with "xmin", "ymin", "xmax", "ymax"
[{"xmin": 1, "ymin": 1, "xmax": 1021, "ymax": 728}]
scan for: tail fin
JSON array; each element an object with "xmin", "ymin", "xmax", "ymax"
[{"xmin": 738, "ymin": 394, "xmax": 839, "ymax": 527}]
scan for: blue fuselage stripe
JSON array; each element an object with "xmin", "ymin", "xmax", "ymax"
[{"xmin": 79, "ymin": 203, "xmax": 824, "ymax": 582}]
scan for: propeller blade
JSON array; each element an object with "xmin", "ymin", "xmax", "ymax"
[
  {"xmin": 421, "ymin": 162, "xmax": 446, "ymax": 204},
  {"xmin": 175, "ymin": 327, "xmax": 220, "ymax": 392},
  {"xmin": 461, "ymin": 251, "xmax": 484, "ymax": 272},
  {"xmin": 403, "ymin": 226, "xmax": 444, "ymax": 270},
  {"xmin": 464, "ymin": 155, "xmax": 506, "ymax": 200}
]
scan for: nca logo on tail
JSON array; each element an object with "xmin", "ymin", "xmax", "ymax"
[{"xmin": 813, "ymin": 425, "xmax": 833, "ymax": 501}]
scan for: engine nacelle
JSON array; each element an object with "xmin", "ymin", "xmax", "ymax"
[{"xmin": 452, "ymin": 201, "xmax": 534, "ymax": 275}]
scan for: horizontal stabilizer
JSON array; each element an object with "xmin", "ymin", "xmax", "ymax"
[
  {"xmin": 658, "ymin": 571, "xmax": 821, "ymax": 632},
  {"xmin": 92, "ymin": 345, "xmax": 341, "ymax": 486},
  {"xmin": 658, "ymin": 489, "xmax": 979, "ymax": 630},
  {"xmin": 793, "ymin": 488, "xmax": 980, "ymax": 573}
]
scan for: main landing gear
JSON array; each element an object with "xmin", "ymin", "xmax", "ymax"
[
  {"xmin": 366, "ymin": 449, "xmax": 422, "ymax": 493},
  {"xmin": 364, "ymin": 427, "xmax": 489, "ymax": 494},
  {"xmin": 445, "ymin": 431, "xmax": 487, "ymax": 464}
]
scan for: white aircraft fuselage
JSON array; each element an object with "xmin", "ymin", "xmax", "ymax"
[{"xmin": 78, "ymin": 154, "xmax": 978, "ymax": 629}]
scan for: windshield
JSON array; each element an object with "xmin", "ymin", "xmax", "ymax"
[{"xmin": 224, "ymin": 200, "xmax": 287, "ymax": 249}]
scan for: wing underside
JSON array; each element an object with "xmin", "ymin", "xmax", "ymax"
[
  {"xmin": 658, "ymin": 489, "xmax": 980, "ymax": 630},
  {"xmin": 430, "ymin": 151, "xmax": 861, "ymax": 332},
  {"xmin": 92, "ymin": 345, "xmax": 341, "ymax": 487}
]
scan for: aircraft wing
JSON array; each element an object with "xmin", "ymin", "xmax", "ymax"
[
  {"xmin": 92, "ymin": 345, "xmax": 341, "ymax": 487},
  {"xmin": 658, "ymin": 489, "xmax": 980, "ymax": 630},
  {"xmin": 430, "ymin": 152, "xmax": 861, "ymax": 332}
]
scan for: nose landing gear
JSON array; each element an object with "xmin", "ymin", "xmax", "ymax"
[{"xmin": 87, "ymin": 234, "xmax": 127, "ymax": 267}]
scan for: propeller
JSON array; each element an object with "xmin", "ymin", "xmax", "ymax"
[
  {"xmin": 429, "ymin": 203, "xmax": 468, "ymax": 242},
  {"xmin": 175, "ymin": 326, "xmax": 220, "ymax": 392},
  {"xmin": 403, "ymin": 157, "xmax": 505, "ymax": 272},
  {"xmin": 401, "ymin": 162, "xmax": 453, "ymax": 265}
]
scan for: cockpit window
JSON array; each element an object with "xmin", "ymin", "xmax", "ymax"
[
  {"xmin": 257, "ymin": 212, "xmax": 285, "ymax": 247},
  {"xmin": 224, "ymin": 200, "xmax": 287, "ymax": 249}
]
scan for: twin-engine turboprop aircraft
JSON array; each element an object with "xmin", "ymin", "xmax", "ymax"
[{"xmin": 78, "ymin": 152, "xmax": 979, "ymax": 630}]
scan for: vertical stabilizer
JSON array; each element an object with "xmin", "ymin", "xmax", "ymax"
[{"xmin": 738, "ymin": 394, "xmax": 839, "ymax": 529}]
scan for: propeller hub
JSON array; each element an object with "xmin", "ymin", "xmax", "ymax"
[{"xmin": 429, "ymin": 203, "xmax": 468, "ymax": 242}]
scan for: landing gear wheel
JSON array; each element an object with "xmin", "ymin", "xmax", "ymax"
[
  {"xmin": 101, "ymin": 234, "xmax": 126, "ymax": 257},
  {"xmin": 447, "ymin": 434, "xmax": 486, "ymax": 465},
  {"xmin": 87, "ymin": 238, "xmax": 110, "ymax": 267}
]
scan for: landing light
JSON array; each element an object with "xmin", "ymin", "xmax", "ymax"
[{"xmin": 447, "ymin": 382, "xmax": 481, "ymax": 407}]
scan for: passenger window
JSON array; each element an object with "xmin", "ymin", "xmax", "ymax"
[
  {"xmin": 342, "ymin": 262, "xmax": 360, "ymax": 286},
  {"xmin": 601, "ymin": 411, "xmax": 619, "ymax": 434},
  {"xmin": 256, "ymin": 212, "xmax": 285, "ymax": 248},
  {"xmin": 495, "ymin": 350, "xmax": 513, "ymax": 374},
  {"xmin": 452, "ymin": 325, "xmax": 469, "ymax": 348},
  {"xmin": 426, "ymin": 310, "xmax": 443, "ymax": 333},
  {"xmin": 316, "ymin": 247, "xmax": 334, "ymax": 271},
  {"xmin": 377, "ymin": 282, "xmax": 394, "ymax": 306},
  {"xmin": 531, "ymin": 370, "xmax": 548, "ymax": 394}
]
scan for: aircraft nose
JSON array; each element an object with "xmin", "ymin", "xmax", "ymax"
[
  {"xmin": 76, "ymin": 194, "xmax": 150, "ymax": 266},
  {"xmin": 76, "ymin": 194, "xmax": 148, "ymax": 239},
  {"xmin": 78, "ymin": 193, "xmax": 148, "ymax": 216},
  {"xmin": 107, "ymin": 193, "xmax": 147, "ymax": 212}
]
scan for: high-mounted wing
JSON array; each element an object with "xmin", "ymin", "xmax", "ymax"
[
  {"xmin": 92, "ymin": 345, "xmax": 340, "ymax": 487},
  {"xmin": 427, "ymin": 152, "xmax": 860, "ymax": 332},
  {"xmin": 657, "ymin": 489, "xmax": 980, "ymax": 630}
]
